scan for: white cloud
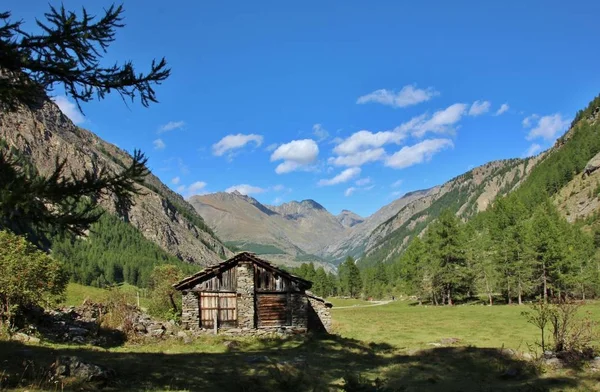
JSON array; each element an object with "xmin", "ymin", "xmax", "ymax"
[
  {"xmin": 270, "ymin": 139, "xmax": 319, "ymax": 174},
  {"xmin": 391, "ymin": 179, "xmax": 403, "ymax": 188},
  {"xmin": 318, "ymin": 167, "xmax": 361, "ymax": 186},
  {"xmin": 344, "ymin": 187, "xmax": 356, "ymax": 197},
  {"xmin": 495, "ymin": 103, "xmax": 510, "ymax": 116},
  {"xmin": 213, "ymin": 133, "xmax": 263, "ymax": 157},
  {"xmin": 158, "ymin": 121, "xmax": 185, "ymax": 133},
  {"xmin": 187, "ymin": 181, "xmax": 207, "ymax": 196},
  {"xmin": 328, "ymin": 148, "xmax": 386, "ymax": 167},
  {"xmin": 153, "ymin": 138, "xmax": 166, "ymax": 150},
  {"xmin": 522, "ymin": 114, "xmax": 539, "ymax": 128},
  {"xmin": 312, "ymin": 124, "xmax": 329, "ymax": 142},
  {"xmin": 273, "ymin": 197, "xmax": 283, "ymax": 204},
  {"xmin": 385, "ymin": 139, "xmax": 453, "ymax": 169},
  {"xmin": 225, "ymin": 184, "xmax": 266, "ymax": 195},
  {"xmin": 52, "ymin": 96, "xmax": 85, "ymax": 125},
  {"xmin": 171, "ymin": 176, "xmax": 181, "ymax": 185},
  {"xmin": 468, "ymin": 100, "xmax": 491, "ymax": 116},
  {"xmin": 334, "ymin": 130, "xmax": 405, "ymax": 155},
  {"xmin": 355, "ymin": 177, "xmax": 371, "ymax": 186},
  {"xmin": 357, "ymin": 85, "xmax": 440, "ymax": 108},
  {"xmin": 410, "ymin": 103, "xmax": 468, "ymax": 138},
  {"xmin": 176, "ymin": 181, "xmax": 208, "ymax": 197},
  {"xmin": 524, "ymin": 143, "xmax": 542, "ymax": 157},
  {"xmin": 526, "ymin": 114, "xmax": 570, "ymax": 141}
]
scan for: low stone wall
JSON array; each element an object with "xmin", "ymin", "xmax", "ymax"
[
  {"xmin": 236, "ymin": 262, "xmax": 255, "ymax": 329},
  {"xmin": 307, "ymin": 295, "xmax": 332, "ymax": 333},
  {"xmin": 189, "ymin": 325, "xmax": 307, "ymax": 337}
]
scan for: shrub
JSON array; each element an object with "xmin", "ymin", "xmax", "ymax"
[
  {"xmin": 147, "ymin": 264, "xmax": 184, "ymax": 320},
  {"xmin": 0, "ymin": 231, "xmax": 68, "ymax": 323}
]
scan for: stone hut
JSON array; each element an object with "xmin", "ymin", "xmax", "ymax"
[{"xmin": 173, "ymin": 252, "xmax": 332, "ymax": 334}]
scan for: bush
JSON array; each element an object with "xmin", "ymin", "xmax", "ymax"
[
  {"xmin": 0, "ymin": 231, "xmax": 68, "ymax": 323},
  {"xmin": 147, "ymin": 265, "xmax": 184, "ymax": 320}
]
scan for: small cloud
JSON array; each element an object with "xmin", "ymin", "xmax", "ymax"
[
  {"xmin": 171, "ymin": 176, "xmax": 181, "ymax": 185},
  {"xmin": 176, "ymin": 185, "xmax": 186, "ymax": 193},
  {"xmin": 334, "ymin": 130, "xmax": 405, "ymax": 155},
  {"xmin": 328, "ymin": 148, "xmax": 386, "ymax": 167},
  {"xmin": 468, "ymin": 100, "xmax": 491, "ymax": 116},
  {"xmin": 187, "ymin": 181, "xmax": 207, "ymax": 196},
  {"xmin": 265, "ymin": 143, "xmax": 279, "ymax": 152},
  {"xmin": 385, "ymin": 139, "xmax": 453, "ymax": 169},
  {"xmin": 318, "ymin": 167, "xmax": 361, "ymax": 186},
  {"xmin": 273, "ymin": 197, "xmax": 283, "ymax": 204},
  {"xmin": 270, "ymin": 139, "xmax": 319, "ymax": 174},
  {"xmin": 526, "ymin": 114, "xmax": 570, "ymax": 141},
  {"xmin": 390, "ymin": 190, "xmax": 404, "ymax": 198},
  {"xmin": 522, "ymin": 114, "xmax": 539, "ymax": 128},
  {"xmin": 357, "ymin": 84, "xmax": 440, "ymax": 108},
  {"xmin": 495, "ymin": 103, "xmax": 510, "ymax": 116},
  {"xmin": 51, "ymin": 96, "xmax": 85, "ymax": 125},
  {"xmin": 158, "ymin": 121, "xmax": 185, "ymax": 133},
  {"xmin": 410, "ymin": 103, "xmax": 468, "ymax": 138},
  {"xmin": 153, "ymin": 138, "xmax": 166, "ymax": 150},
  {"xmin": 225, "ymin": 184, "xmax": 266, "ymax": 195},
  {"xmin": 344, "ymin": 187, "xmax": 356, "ymax": 197},
  {"xmin": 355, "ymin": 177, "xmax": 371, "ymax": 186},
  {"xmin": 272, "ymin": 184, "xmax": 291, "ymax": 192},
  {"xmin": 391, "ymin": 179, "xmax": 403, "ymax": 188},
  {"xmin": 312, "ymin": 123, "xmax": 329, "ymax": 142},
  {"xmin": 524, "ymin": 143, "xmax": 542, "ymax": 157},
  {"xmin": 213, "ymin": 133, "xmax": 263, "ymax": 157}
]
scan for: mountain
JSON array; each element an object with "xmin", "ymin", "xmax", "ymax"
[
  {"xmin": 336, "ymin": 210, "xmax": 364, "ymax": 228},
  {"xmin": 189, "ymin": 192, "xmax": 345, "ymax": 266},
  {"xmin": 0, "ymin": 99, "xmax": 231, "ymax": 266}
]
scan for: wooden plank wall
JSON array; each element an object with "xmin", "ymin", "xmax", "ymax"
[
  {"xmin": 254, "ymin": 264, "xmax": 300, "ymax": 292},
  {"xmin": 194, "ymin": 266, "xmax": 237, "ymax": 292},
  {"xmin": 256, "ymin": 293, "xmax": 288, "ymax": 327}
]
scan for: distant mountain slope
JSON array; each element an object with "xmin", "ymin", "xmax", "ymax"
[
  {"xmin": 189, "ymin": 192, "xmax": 346, "ymax": 261},
  {"xmin": 336, "ymin": 210, "xmax": 364, "ymax": 228},
  {"xmin": 356, "ymin": 157, "xmax": 542, "ymax": 266},
  {"xmin": 0, "ymin": 99, "xmax": 230, "ymax": 266}
]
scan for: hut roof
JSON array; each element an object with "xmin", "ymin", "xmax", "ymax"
[{"xmin": 172, "ymin": 251, "xmax": 312, "ymax": 291}]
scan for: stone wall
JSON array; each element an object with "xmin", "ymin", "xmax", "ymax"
[
  {"xmin": 181, "ymin": 291, "xmax": 199, "ymax": 330},
  {"xmin": 236, "ymin": 262, "xmax": 255, "ymax": 329},
  {"xmin": 290, "ymin": 293, "xmax": 308, "ymax": 328},
  {"xmin": 307, "ymin": 295, "xmax": 332, "ymax": 333}
]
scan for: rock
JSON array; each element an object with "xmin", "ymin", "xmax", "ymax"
[
  {"xmin": 177, "ymin": 331, "xmax": 188, "ymax": 338},
  {"xmin": 427, "ymin": 342, "xmax": 442, "ymax": 347},
  {"xmin": 543, "ymin": 350, "xmax": 555, "ymax": 359},
  {"xmin": 440, "ymin": 337, "xmax": 460, "ymax": 345},
  {"xmin": 53, "ymin": 356, "xmax": 114, "ymax": 384},
  {"xmin": 223, "ymin": 340, "xmax": 240, "ymax": 350},
  {"xmin": 583, "ymin": 151, "xmax": 600, "ymax": 177},
  {"xmin": 590, "ymin": 357, "xmax": 600, "ymax": 369},
  {"xmin": 71, "ymin": 336, "xmax": 86, "ymax": 344},
  {"xmin": 150, "ymin": 328, "xmax": 165, "ymax": 337},
  {"xmin": 245, "ymin": 355, "xmax": 270, "ymax": 364},
  {"xmin": 183, "ymin": 335, "xmax": 192, "ymax": 344},
  {"xmin": 12, "ymin": 332, "xmax": 40, "ymax": 344},
  {"xmin": 501, "ymin": 367, "xmax": 519, "ymax": 378},
  {"xmin": 134, "ymin": 324, "xmax": 147, "ymax": 333},
  {"xmin": 68, "ymin": 327, "xmax": 89, "ymax": 336},
  {"xmin": 544, "ymin": 357, "xmax": 563, "ymax": 369},
  {"xmin": 522, "ymin": 352, "xmax": 534, "ymax": 361}
]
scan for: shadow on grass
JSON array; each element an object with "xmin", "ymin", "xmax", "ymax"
[{"xmin": 0, "ymin": 335, "xmax": 588, "ymax": 391}]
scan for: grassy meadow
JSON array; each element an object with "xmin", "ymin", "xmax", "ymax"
[{"xmin": 2, "ymin": 286, "xmax": 600, "ymax": 391}]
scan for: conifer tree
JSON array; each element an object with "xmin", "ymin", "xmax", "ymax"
[{"xmin": 0, "ymin": 5, "xmax": 170, "ymax": 241}]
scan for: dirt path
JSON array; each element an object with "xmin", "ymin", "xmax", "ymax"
[{"xmin": 333, "ymin": 300, "xmax": 393, "ymax": 309}]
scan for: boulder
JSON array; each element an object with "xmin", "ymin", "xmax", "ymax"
[
  {"xmin": 583, "ymin": 151, "xmax": 600, "ymax": 178},
  {"xmin": 544, "ymin": 357, "xmax": 563, "ymax": 369},
  {"xmin": 52, "ymin": 356, "xmax": 115, "ymax": 384}
]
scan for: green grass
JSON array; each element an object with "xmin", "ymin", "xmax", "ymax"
[
  {"xmin": 3, "ymin": 291, "xmax": 600, "ymax": 391},
  {"xmin": 62, "ymin": 283, "xmax": 150, "ymax": 309},
  {"xmin": 332, "ymin": 299, "xmax": 600, "ymax": 350},
  {"xmin": 326, "ymin": 297, "xmax": 372, "ymax": 307}
]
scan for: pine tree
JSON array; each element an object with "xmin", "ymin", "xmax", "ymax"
[
  {"xmin": 0, "ymin": 5, "xmax": 170, "ymax": 242},
  {"xmin": 340, "ymin": 256, "xmax": 362, "ymax": 298}
]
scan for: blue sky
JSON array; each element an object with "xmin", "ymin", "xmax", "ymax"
[{"xmin": 9, "ymin": 1, "xmax": 600, "ymax": 217}]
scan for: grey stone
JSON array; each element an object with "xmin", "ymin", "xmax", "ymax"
[
  {"xmin": 544, "ymin": 357, "xmax": 563, "ymax": 369},
  {"xmin": 440, "ymin": 337, "xmax": 460, "ymax": 345},
  {"xmin": 71, "ymin": 336, "xmax": 86, "ymax": 344},
  {"xmin": 53, "ymin": 356, "xmax": 114, "ymax": 383},
  {"xmin": 68, "ymin": 327, "xmax": 89, "ymax": 336}
]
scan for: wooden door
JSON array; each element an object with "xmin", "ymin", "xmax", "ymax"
[
  {"xmin": 199, "ymin": 292, "xmax": 237, "ymax": 328},
  {"xmin": 256, "ymin": 293, "xmax": 290, "ymax": 327}
]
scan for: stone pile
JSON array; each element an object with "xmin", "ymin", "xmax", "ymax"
[{"xmin": 12, "ymin": 302, "xmax": 179, "ymax": 346}]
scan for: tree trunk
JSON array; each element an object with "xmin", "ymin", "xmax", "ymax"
[
  {"xmin": 447, "ymin": 288, "xmax": 453, "ymax": 306},
  {"xmin": 542, "ymin": 261, "xmax": 548, "ymax": 303},
  {"xmin": 485, "ymin": 277, "xmax": 493, "ymax": 306},
  {"xmin": 518, "ymin": 280, "xmax": 523, "ymax": 305},
  {"xmin": 507, "ymin": 278, "xmax": 512, "ymax": 305}
]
